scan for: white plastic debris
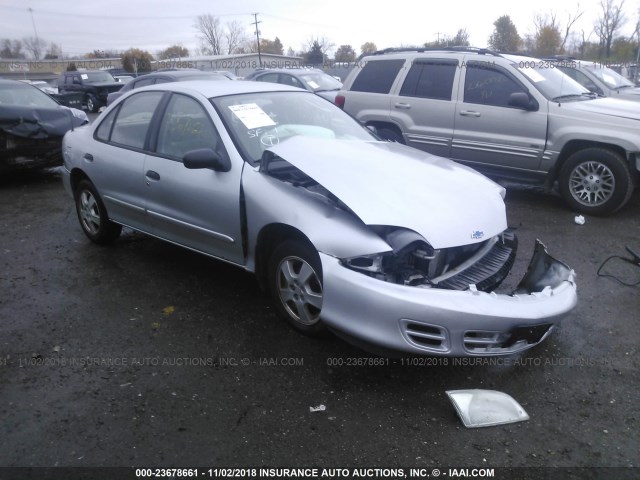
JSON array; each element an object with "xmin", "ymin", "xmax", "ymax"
[
  {"xmin": 309, "ymin": 404, "xmax": 326, "ymax": 412},
  {"xmin": 574, "ymin": 215, "xmax": 586, "ymax": 225}
]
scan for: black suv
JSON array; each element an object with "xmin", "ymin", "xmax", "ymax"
[{"xmin": 58, "ymin": 71, "xmax": 123, "ymax": 112}]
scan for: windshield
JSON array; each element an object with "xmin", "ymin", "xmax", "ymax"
[
  {"xmin": 0, "ymin": 82, "xmax": 59, "ymax": 108},
  {"xmin": 298, "ymin": 72, "xmax": 342, "ymax": 91},
  {"xmin": 513, "ymin": 62, "xmax": 590, "ymax": 101},
  {"xmin": 82, "ymin": 71, "xmax": 117, "ymax": 83},
  {"xmin": 587, "ymin": 65, "xmax": 634, "ymax": 89},
  {"xmin": 212, "ymin": 91, "xmax": 375, "ymax": 164}
]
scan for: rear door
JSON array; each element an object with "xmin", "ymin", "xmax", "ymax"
[
  {"xmin": 452, "ymin": 58, "xmax": 548, "ymax": 174},
  {"xmin": 388, "ymin": 58, "xmax": 459, "ymax": 158}
]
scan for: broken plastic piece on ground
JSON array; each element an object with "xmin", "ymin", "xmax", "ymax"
[
  {"xmin": 574, "ymin": 215, "xmax": 586, "ymax": 225},
  {"xmin": 446, "ymin": 389, "xmax": 529, "ymax": 428},
  {"xmin": 309, "ymin": 404, "xmax": 326, "ymax": 412}
]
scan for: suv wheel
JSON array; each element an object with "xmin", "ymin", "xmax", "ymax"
[
  {"xmin": 559, "ymin": 148, "xmax": 633, "ymax": 216},
  {"xmin": 85, "ymin": 94, "xmax": 98, "ymax": 113}
]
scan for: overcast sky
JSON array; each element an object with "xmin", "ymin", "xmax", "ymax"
[{"xmin": 1, "ymin": 0, "xmax": 638, "ymax": 58}]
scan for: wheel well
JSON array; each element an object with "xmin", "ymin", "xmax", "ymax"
[
  {"xmin": 553, "ymin": 140, "xmax": 630, "ymax": 181},
  {"xmin": 69, "ymin": 169, "xmax": 91, "ymax": 194},
  {"xmin": 365, "ymin": 121, "xmax": 402, "ymax": 136},
  {"xmin": 254, "ymin": 224, "xmax": 313, "ymax": 291}
]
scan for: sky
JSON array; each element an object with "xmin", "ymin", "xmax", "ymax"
[{"xmin": 0, "ymin": 0, "xmax": 639, "ymax": 59}]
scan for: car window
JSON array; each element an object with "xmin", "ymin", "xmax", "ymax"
[
  {"xmin": 0, "ymin": 82, "xmax": 59, "ymax": 108},
  {"xmin": 95, "ymin": 106, "xmax": 118, "ymax": 142},
  {"xmin": 110, "ymin": 91, "xmax": 164, "ymax": 150},
  {"xmin": 464, "ymin": 62, "xmax": 526, "ymax": 107},
  {"xmin": 400, "ymin": 60, "xmax": 457, "ymax": 100},
  {"xmin": 134, "ymin": 78, "xmax": 155, "ymax": 88},
  {"xmin": 558, "ymin": 67, "xmax": 603, "ymax": 95},
  {"xmin": 156, "ymin": 93, "xmax": 225, "ymax": 161},
  {"xmin": 351, "ymin": 60, "xmax": 405, "ymax": 94},
  {"xmin": 256, "ymin": 73, "xmax": 279, "ymax": 83},
  {"xmin": 279, "ymin": 74, "xmax": 303, "ymax": 88}
]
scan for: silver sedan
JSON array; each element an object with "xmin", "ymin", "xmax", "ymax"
[{"xmin": 61, "ymin": 81, "xmax": 577, "ymax": 356}]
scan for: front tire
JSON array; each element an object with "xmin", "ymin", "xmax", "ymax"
[
  {"xmin": 268, "ymin": 240, "xmax": 326, "ymax": 336},
  {"xmin": 559, "ymin": 148, "xmax": 633, "ymax": 216},
  {"xmin": 74, "ymin": 180, "xmax": 122, "ymax": 244}
]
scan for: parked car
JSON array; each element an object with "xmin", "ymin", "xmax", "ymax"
[
  {"xmin": 336, "ymin": 47, "xmax": 640, "ymax": 216},
  {"xmin": 58, "ymin": 70, "xmax": 124, "ymax": 113},
  {"xmin": 543, "ymin": 57, "xmax": 640, "ymax": 100},
  {"xmin": 61, "ymin": 80, "xmax": 576, "ymax": 356},
  {"xmin": 106, "ymin": 70, "xmax": 230, "ymax": 106},
  {"xmin": 114, "ymin": 75, "xmax": 135, "ymax": 84},
  {"xmin": 20, "ymin": 79, "xmax": 58, "ymax": 95},
  {"xmin": 0, "ymin": 79, "xmax": 88, "ymax": 172},
  {"xmin": 245, "ymin": 68, "xmax": 343, "ymax": 101}
]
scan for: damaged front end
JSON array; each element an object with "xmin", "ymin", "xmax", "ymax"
[{"xmin": 343, "ymin": 227, "xmax": 517, "ymax": 292}]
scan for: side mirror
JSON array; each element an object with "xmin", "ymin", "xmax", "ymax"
[
  {"xmin": 183, "ymin": 148, "xmax": 231, "ymax": 172},
  {"xmin": 508, "ymin": 92, "xmax": 538, "ymax": 111}
]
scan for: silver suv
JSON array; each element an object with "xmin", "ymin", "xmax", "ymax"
[{"xmin": 336, "ymin": 48, "xmax": 640, "ymax": 215}]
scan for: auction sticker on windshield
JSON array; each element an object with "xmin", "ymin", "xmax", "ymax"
[{"xmin": 228, "ymin": 103, "xmax": 276, "ymax": 129}]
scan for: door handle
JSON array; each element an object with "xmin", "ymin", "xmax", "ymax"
[
  {"xmin": 83, "ymin": 153, "xmax": 94, "ymax": 161},
  {"xmin": 394, "ymin": 102, "xmax": 411, "ymax": 109},
  {"xmin": 145, "ymin": 170, "xmax": 160, "ymax": 181},
  {"xmin": 459, "ymin": 110, "xmax": 481, "ymax": 117}
]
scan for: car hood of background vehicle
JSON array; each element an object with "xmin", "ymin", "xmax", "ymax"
[
  {"xmin": 0, "ymin": 105, "xmax": 87, "ymax": 139},
  {"xmin": 266, "ymin": 137, "xmax": 507, "ymax": 249},
  {"xmin": 565, "ymin": 97, "xmax": 640, "ymax": 120}
]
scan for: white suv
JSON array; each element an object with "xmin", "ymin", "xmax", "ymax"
[{"xmin": 336, "ymin": 47, "xmax": 640, "ymax": 215}]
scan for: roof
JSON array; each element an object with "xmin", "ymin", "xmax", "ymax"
[{"xmin": 133, "ymin": 79, "xmax": 303, "ymax": 98}]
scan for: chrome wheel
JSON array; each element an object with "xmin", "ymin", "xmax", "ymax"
[
  {"xmin": 568, "ymin": 161, "xmax": 615, "ymax": 207},
  {"xmin": 78, "ymin": 189, "xmax": 101, "ymax": 235},
  {"xmin": 276, "ymin": 255, "xmax": 323, "ymax": 326}
]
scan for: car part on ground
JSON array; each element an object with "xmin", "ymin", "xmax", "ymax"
[
  {"xmin": 62, "ymin": 80, "xmax": 577, "ymax": 357},
  {"xmin": 336, "ymin": 47, "xmax": 640, "ymax": 216},
  {"xmin": 446, "ymin": 390, "xmax": 530, "ymax": 428}
]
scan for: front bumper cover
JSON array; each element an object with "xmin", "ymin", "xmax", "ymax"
[{"xmin": 320, "ymin": 240, "xmax": 577, "ymax": 357}]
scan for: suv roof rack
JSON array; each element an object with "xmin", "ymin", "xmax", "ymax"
[{"xmin": 370, "ymin": 46, "xmax": 501, "ymax": 57}]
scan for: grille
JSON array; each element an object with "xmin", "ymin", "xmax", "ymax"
[
  {"xmin": 437, "ymin": 232, "xmax": 517, "ymax": 292},
  {"xmin": 401, "ymin": 320, "xmax": 449, "ymax": 352},
  {"xmin": 464, "ymin": 324, "xmax": 553, "ymax": 354}
]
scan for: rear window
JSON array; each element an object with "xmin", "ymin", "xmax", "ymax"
[
  {"xmin": 400, "ymin": 60, "xmax": 457, "ymax": 100},
  {"xmin": 350, "ymin": 60, "xmax": 404, "ymax": 94}
]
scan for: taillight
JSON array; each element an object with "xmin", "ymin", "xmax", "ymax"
[{"xmin": 335, "ymin": 95, "xmax": 345, "ymax": 109}]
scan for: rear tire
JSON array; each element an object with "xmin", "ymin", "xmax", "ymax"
[
  {"xmin": 558, "ymin": 148, "xmax": 633, "ymax": 216},
  {"xmin": 268, "ymin": 240, "xmax": 327, "ymax": 336},
  {"xmin": 74, "ymin": 180, "xmax": 122, "ymax": 244}
]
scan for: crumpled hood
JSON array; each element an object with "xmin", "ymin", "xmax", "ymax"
[
  {"xmin": 266, "ymin": 137, "xmax": 507, "ymax": 249},
  {"xmin": 0, "ymin": 105, "xmax": 87, "ymax": 139},
  {"xmin": 563, "ymin": 97, "xmax": 640, "ymax": 121}
]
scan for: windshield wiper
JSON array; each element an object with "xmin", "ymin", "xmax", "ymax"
[{"xmin": 552, "ymin": 92, "xmax": 595, "ymax": 102}]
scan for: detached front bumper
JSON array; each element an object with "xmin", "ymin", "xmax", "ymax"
[{"xmin": 320, "ymin": 240, "xmax": 577, "ymax": 357}]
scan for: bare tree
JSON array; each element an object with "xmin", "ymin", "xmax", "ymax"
[
  {"xmin": 23, "ymin": 36, "xmax": 47, "ymax": 60},
  {"xmin": 195, "ymin": 14, "xmax": 224, "ymax": 55},
  {"xmin": 561, "ymin": 5, "xmax": 585, "ymax": 51},
  {"xmin": 0, "ymin": 39, "xmax": 25, "ymax": 59},
  {"xmin": 594, "ymin": 0, "xmax": 626, "ymax": 58},
  {"xmin": 224, "ymin": 19, "xmax": 250, "ymax": 54}
]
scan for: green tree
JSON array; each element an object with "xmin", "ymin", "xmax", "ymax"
[
  {"xmin": 334, "ymin": 44, "xmax": 356, "ymax": 62},
  {"xmin": 488, "ymin": 15, "xmax": 522, "ymax": 51},
  {"xmin": 158, "ymin": 45, "xmax": 189, "ymax": 60},
  {"xmin": 260, "ymin": 37, "xmax": 284, "ymax": 55},
  {"xmin": 121, "ymin": 48, "xmax": 154, "ymax": 73},
  {"xmin": 305, "ymin": 41, "xmax": 324, "ymax": 65},
  {"xmin": 535, "ymin": 26, "xmax": 563, "ymax": 56},
  {"xmin": 451, "ymin": 29, "xmax": 471, "ymax": 46}
]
